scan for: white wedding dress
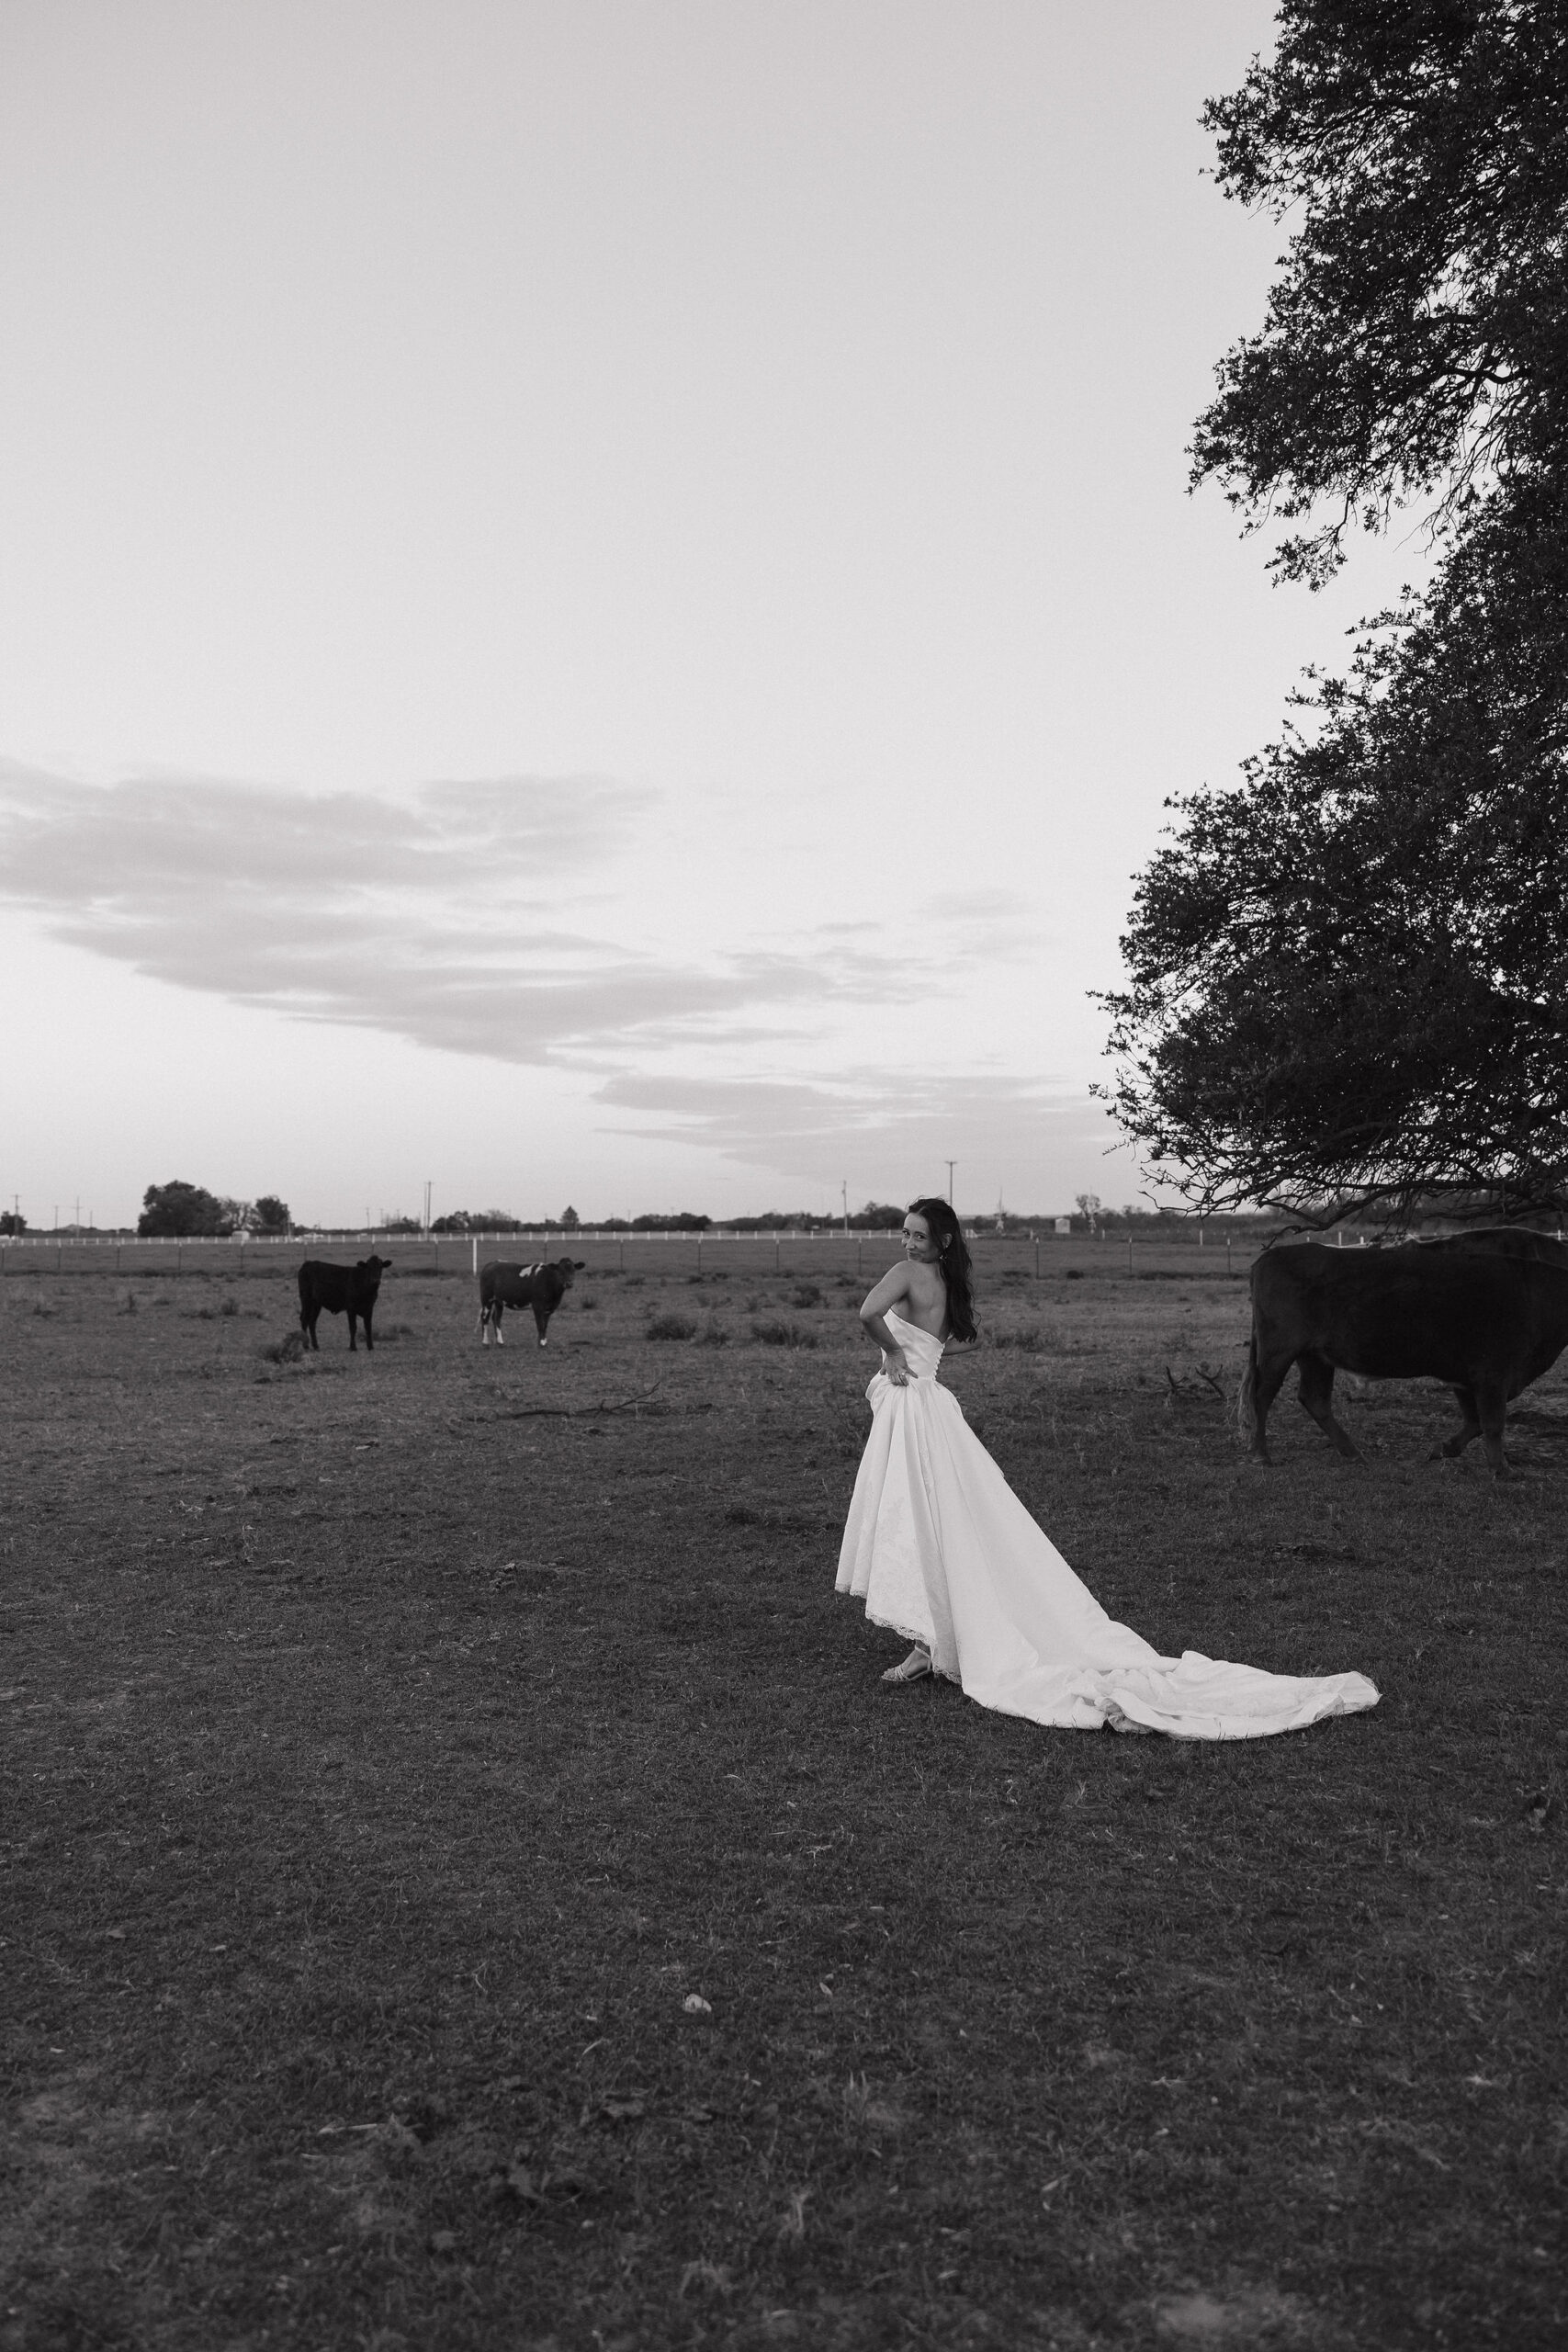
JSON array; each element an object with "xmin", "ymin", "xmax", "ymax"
[{"xmin": 837, "ymin": 1311, "xmax": 1380, "ymax": 1739}]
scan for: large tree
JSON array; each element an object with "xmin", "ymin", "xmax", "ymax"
[
  {"xmin": 138, "ymin": 1182, "xmax": 242, "ymax": 1238},
  {"xmin": 1106, "ymin": 1, "xmax": 1568, "ymax": 1218}
]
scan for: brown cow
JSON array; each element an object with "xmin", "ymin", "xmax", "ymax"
[
  {"xmin": 1241, "ymin": 1230, "xmax": 1568, "ymax": 1476},
  {"xmin": 477, "ymin": 1257, "xmax": 585, "ymax": 1347},
  {"xmin": 298, "ymin": 1255, "xmax": 390, "ymax": 1351}
]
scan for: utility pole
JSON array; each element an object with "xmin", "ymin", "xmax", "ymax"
[
  {"xmin": 841, "ymin": 1180, "xmax": 848, "ymax": 1235},
  {"xmin": 424, "ymin": 1179, "xmax": 433, "ymax": 1235},
  {"xmin": 945, "ymin": 1160, "xmax": 956, "ymax": 1207}
]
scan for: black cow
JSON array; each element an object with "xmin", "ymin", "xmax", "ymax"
[
  {"xmin": 297, "ymin": 1255, "xmax": 390, "ymax": 1352},
  {"xmin": 478, "ymin": 1257, "xmax": 585, "ymax": 1348},
  {"xmin": 1241, "ymin": 1230, "xmax": 1568, "ymax": 1475}
]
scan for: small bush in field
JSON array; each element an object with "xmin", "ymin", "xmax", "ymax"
[
  {"xmin": 648, "ymin": 1312, "xmax": 698, "ymax": 1342},
  {"xmin": 992, "ymin": 1327, "xmax": 1046, "ymax": 1353},
  {"xmin": 750, "ymin": 1319, "xmax": 818, "ymax": 1350},
  {"xmin": 698, "ymin": 1316, "xmax": 728, "ymax": 1345},
  {"xmin": 790, "ymin": 1283, "xmax": 823, "ymax": 1309}
]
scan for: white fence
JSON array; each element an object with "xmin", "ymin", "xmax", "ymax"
[{"xmin": 0, "ymin": 1226, "xmax": 1258, "ymax": 1281}]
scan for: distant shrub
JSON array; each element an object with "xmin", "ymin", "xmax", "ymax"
[
  {"xmin": 138, "ymin": 1180, "xmax": 243, "ymax": 1238},
  {"xmin": 790, "ymin": 1284, "xmax": 823, "ymax": 1309},
  {"xmin": 992, "ymin": 1327, "xmax": 1046, "ymax": 1352},
  {"xmin": 578, "ymin": 1295, "xmax": 599, "ymax": 1311},
  {"xmin": 751, "ymin": 1319, "xmax": 818, "ymax": 1350},
  {"xmin": 261, "ymin": 1331, "xmax": 307, "ymax": 1365},
  {"xmin": 698, "ymin": 1316, "xmax": 728, "ymax": 1345},
  {"xmin": 648, "ymin": 1312, "xmax": 698, "ymax": 1341},
  {"xmin": 220, "ymin": 1295, "xmax": 240, "ymax": 1317}
]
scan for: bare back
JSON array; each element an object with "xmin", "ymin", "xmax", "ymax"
[{"xmin": 861, "ymin": 1256, "xmax": 950, "ymax": 1340}]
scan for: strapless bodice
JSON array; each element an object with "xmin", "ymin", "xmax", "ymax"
[{"xmin": 884, "ymin": 1306, "xmax": 945, "ymax": 1379}]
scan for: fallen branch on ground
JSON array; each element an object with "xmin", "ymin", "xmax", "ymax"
[{"xmin": 499, "ymin": 1380, "xmax": 662, "ymax": 1421}]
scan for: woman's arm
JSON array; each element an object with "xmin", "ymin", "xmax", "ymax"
[{"xmin": 859, "ymin": 1262, "xmax": 915, "ymax": 1385}]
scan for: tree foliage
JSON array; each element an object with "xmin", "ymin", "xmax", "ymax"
[
  {"xmin": 138, "ymin": 1182, "xmax": 242, "ymax": 1238},
  {"xmin": 1105, "ymin": 471, "xmax": 1568, "ymax": 1215},
  {"xmin": 1193, "ymin": 0, "xmax": 1568, "ymax": 585},
  {"xmin": 1107, "ymin": 3, "xmax": 1568, "ymax": 1218},
  {"xmin": 430, "ymin": 1209, "xmax": 525, "ymax": 1234}
]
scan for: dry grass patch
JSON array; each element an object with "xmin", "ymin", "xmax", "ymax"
[{"xmin": 2, "ymin": 1257, "xmax": 1564, "ymax": 2348}]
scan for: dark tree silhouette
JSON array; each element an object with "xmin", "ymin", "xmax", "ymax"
[
  {"xmin": 1107, "ymin": 4, "xmax": 1568, "ymax": 1219},
  {"xmin": 138, "ymin": 1182, "xmax": 237, "ymax": 1238}
]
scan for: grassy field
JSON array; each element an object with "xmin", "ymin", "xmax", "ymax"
[{"xmin": 3, "ymin": 1255, "xmax": 1564, "ymax": 2351}]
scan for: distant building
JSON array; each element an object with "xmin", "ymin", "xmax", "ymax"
[{"xmin": 1054, "ymin": 1216, "xmax": 1071, "ymax": 1236}]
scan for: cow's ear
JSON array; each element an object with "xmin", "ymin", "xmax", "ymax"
[{"xmin": 575, "ymin": 1259, "xmax": 585, "ymax": 1269}]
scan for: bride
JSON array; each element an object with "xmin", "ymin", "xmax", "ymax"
[{"xmin": 837, "ymin": 1199, "xmax": 1379, "ymax": 1739}]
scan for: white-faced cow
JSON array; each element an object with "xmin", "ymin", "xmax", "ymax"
[
  {"xmin": 478, "ymin": 1257, "xmax": 585, "ymax": 1347},
  {"xmin": 1241, "ymin": 1229, "xmax": 1568, "ymax": 1476},
  {"xmin": 298, "ymin": 1255, "xmax": 390, "ymax": 1352}
]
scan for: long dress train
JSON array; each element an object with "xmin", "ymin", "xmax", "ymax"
[{"xmin": 836, "ymin": 1311, "xmax": 1380, "ymax": 1739}]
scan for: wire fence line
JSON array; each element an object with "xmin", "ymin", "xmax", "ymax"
[{"xmin": 0, "ymin": 1228, "xmax": 1257, "ymax": 1281}]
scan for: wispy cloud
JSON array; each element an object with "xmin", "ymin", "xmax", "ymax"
[
  {"xmin": 595, "ymin": 1067, "xmax": 1106, "ymax": 1180},
  {"xmin": 0, "ymin": 766, "xmax": 930, "ymax": 1064}
]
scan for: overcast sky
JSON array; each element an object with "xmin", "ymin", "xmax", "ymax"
[{"xmin": 0, "ymin": 1, "xmax": 1429, "ymax": 1228}]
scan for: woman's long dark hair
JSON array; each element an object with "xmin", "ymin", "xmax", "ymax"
[{"xmin": 908, "ymin": 1196, "xmax": 976, "ymax": 1343}]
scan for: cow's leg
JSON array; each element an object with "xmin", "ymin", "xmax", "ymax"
[
  {"xmin": 535, "ymin": 1306, "xmax": 550, "ymax": 1348},
  {"xmin": 362, "ymin": 1307, "xmax": 374, "ymax": 1352},
  {"xmin": 1244, "ymin": 1338, "xmax": 1296, "ymax": 1462},
  {"xmin": 1475, "ymin": 1381, "xmax": 1510, "ymax": 1476},
  {"xmin": 346, "ymin": 1309, "xmax": 358, "ymax": 1352},
  {"xmin": 1296, "ymin": 1353, "xmax": 1362, "ymax": 1459},
  {"xmin": 492, "ymin": 1306, "xmax": 504, "ymax": 1346},
  {"xmin": 1438, "ymin": 1385, "xmax": 1483, "ymax": 1460},
  {"xmin": 302, "ymin": 1309, "xmax": 320, "ymax": 1351},
  {"xmin": 479, "ymin": 1303, "xmax": 490, "ymax": 1345}
]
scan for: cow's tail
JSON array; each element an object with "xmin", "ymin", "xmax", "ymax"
[{"xmin": 1236, "ymin": 1329, "xmax": 1258, "ymax": 1443}]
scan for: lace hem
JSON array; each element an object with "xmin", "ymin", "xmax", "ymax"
[{"xmin": 849, "ymin": 1599, "xmax": 960, "ymax": 1686}]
